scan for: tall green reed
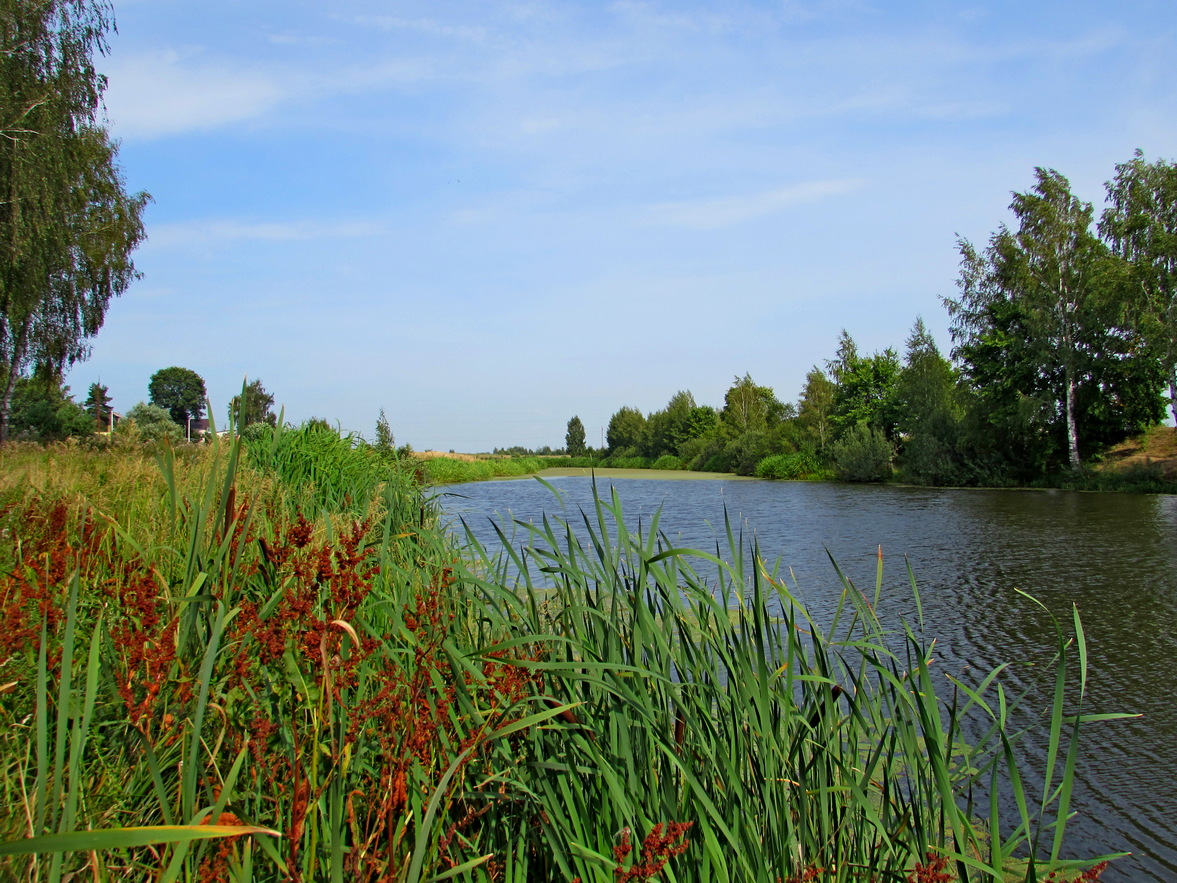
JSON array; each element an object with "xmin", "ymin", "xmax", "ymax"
[
  {"xmin": 0, "ymin": 429, "xmax": 1123, "ymax": 881},
  {"xmin": 453, "ymin": 479, "xmax": 1124, "ymax": 882}
]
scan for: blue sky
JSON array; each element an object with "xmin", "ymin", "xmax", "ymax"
[{"xmin": 66, "ymin": 0, "xmax": 1177, "ymax": 451}]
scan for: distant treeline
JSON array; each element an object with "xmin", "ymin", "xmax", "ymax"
[{"xmin": 551, "ymin": 156, "xmax": 1177, "ymax": 487}]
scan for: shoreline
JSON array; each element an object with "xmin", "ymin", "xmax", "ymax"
[{"xmin": 532, "ymin": 467, "xmax": 755, "ymax": 481}]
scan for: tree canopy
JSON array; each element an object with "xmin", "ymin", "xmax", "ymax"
[
  {"xmin": 0, "ymin": 0, "xmax": 149, "ymax": 442},
  {"xmin": 606, "ymin": 405, "xmax": 645, "ymax": 453},
  {"xmin": 1101, "ymin": 150, "xmax": 1177, "ymax": 424},
  {"xmin": 721, "ymin": 374, "xmax": 783, "ymax": 435},
  {"xmin": 947, "ymin": 168, "xmax": 1160, "ymax": 472},
  {"xmin": 120, "ymin": 402, "xmax": 182, "ymax": 444},
  {"xmin": 229, "ymin": 379, "xmax": 277, "ymax": 429},
  {"xmin": 374, "ymin": 408, "xmax": 395, "ymax": 451},
  {"xmin": 148, "ymin": 366, "xmax": 206, "ymax": 427},
  {"xmin": 796, "ymin": 367, "xmax": 836, "ymax": 453},
  {"xmin": 565, "ymin": 415, "xmax": 586, "ymax": 457},
  {"xmin": 6, "ymin": 373, "xmax": 91, "ymax": 441},
  {"xmin": 83, "ymin": 381, "xmax": 112, "ymax": 432}
]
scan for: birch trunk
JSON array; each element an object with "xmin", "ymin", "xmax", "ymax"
[{"xmin": 1065, "ymin": 368, "xmax": 1081, "ymax": 471}]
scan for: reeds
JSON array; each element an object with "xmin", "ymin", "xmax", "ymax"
[
  {"xmin": 0, "ymin": 435, "xmax": 1121, "ymax": 881},
  {"xmin": 453, "ymin": 481, "xmax": 1125, "ymax": 881}
]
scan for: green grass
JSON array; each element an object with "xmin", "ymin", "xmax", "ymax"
[
  {"xmin": 0, "ymin": 435, "xmax": 1123, "ymax": 881},
  {"xmin": 422, "ymin": 455, "xmax": 550, "ymax": 485}
]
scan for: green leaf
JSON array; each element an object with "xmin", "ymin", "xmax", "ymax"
[{"xmin": 0, "ymin": 824, "xmax": 281, "ymax": 857}]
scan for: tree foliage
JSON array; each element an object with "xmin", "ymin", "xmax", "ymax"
[
  {"xmin": 148, "ymin": 366, "xmax": 206, "ymax": 426},
  {"xmin": 83, "ymin": 380, "xmax": 111, "ymax": 431},
  {"xmin": 0, "ymin": 0, "xmax": 149, "ymax": 442},
  {"xmin": 6, "ymin": 373, "xmax": 91, "ymax": 441},
  {"xmin": 830, "ymin": 423, "xmax": 893, "ymax": 482},
  {"xmin": 796, "ymin": 367, "xmax": 836, "ymax": 453},
  {"xmin": 1101, "ymin": 149, "xmax": 1177, "ymax": 424},
  {"xmin": 229, "ymin": 379, "xmax": 277, "ymax": 430},
  {"xmin": 721, "ymin": 374, "xmax": 784, "ymax": 435},
  {"xmin": 836, "ymin": 351, "xmax": 901, "ymax": 438},
  {"xmin": 119, "ymin": 401, "xmax": 183, "ymax": 444},
  {"xmin": 606, "ymin": 405, "xmax": 645, "ymax": 453},
  {"xmin": 947, "ymin": 168, "xmax": 1161, "ymax": 472},
  {"xmin": 643, "ymin": 391, "xmax": 716, "ymax": 458},
  {"xmin": 895, "ymin": 319, "xmax": 964, "ymax": 484},
  {"xmin": 565, "ymin": 415, "xmax": 586, "ymax": 457},
  {"xmin": 374, "ymin": 408, "xmax": 395, "ymax": 452},
  {"xmin": 895, "ymin": 320, "xmax": 957, "ymax": 435}
]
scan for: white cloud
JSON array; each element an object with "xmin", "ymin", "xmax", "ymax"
[
  {"xmin": 101, "ymin": 50, "xmax": 285, "ymax": 138},
  {"xmin": 148, "ymin": 218, "xmax": 385, "ymax": 248},
  {"xmin": 646, "ymin": 180, "xmax": 862, "ymax": 229},
  {"xmin": 607, "ymin": 1, "xmax": 736, "ymax": 35},
  {"xmin": 267, "ymin": 32, "xmax": 340, "ymax": 48},
  {"xmin": 350, "ymin": 15, "xmax": 489, "ymax": 43}
]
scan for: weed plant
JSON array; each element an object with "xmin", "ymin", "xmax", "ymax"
[{"xmin": 0, "ymin": 434, "xmax": 1121, "ymax": 881}]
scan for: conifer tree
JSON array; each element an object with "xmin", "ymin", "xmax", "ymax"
[{"xmin": 83, "ymin": 380, "xmax": 111, "ymax": 431}]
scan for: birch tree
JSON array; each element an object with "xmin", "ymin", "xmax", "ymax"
[
  {"xmin": 947, "ymin": 168, "xmax": 1111, "ymax": 471},
  {"xmin": 0, "ymin": 0, "xmax": 148, "ymax": 441},
  {"xmin": 1101, "ymin": 150, "xmax": 1177, "ymax": 424}
]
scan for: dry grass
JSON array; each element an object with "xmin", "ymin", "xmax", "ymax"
[
  {"xmin": 1098, "ymin": 426, "xmax": 1177, "ymax": 478},
  {"xmin": 416, "ymin": 450, "xmax": 483, "ymax": 462}
]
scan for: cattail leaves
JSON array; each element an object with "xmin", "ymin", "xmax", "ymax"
[{"xmin": 0, "ymin": 432, "xmax": 1121, "ymax": 881}]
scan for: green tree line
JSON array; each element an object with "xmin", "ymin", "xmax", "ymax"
[
  {"xmin": 590, "ymin": 157, "xmax": 1177, "ymax": 486},
  {"xmin": 5, "ymin": 366, "xmax": 280, "ymax": 444}
]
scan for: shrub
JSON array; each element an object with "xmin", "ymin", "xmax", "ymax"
[
  {"xmin": 676, "ymin": 436, "xmax": 710, "ymax": 469},
  {"xmin": 899, "ymin": 433, "xmax": 970, "ymax": 486},
  {"xmin": 119, "ymin": 402, "xmax": 184, "ymax": 444},
  {"xmin": 651, "ymin": 454, "xmax": 685, "ymax": 471},
  {"xmin": 602, "ymin": 456, "xmax": 651, "ymax": 469},
  {"xmin": 701, "ymin": 454, "xmax": 729, "ymax": 473},
  {"xmin": 723, "ymin": 430, "xmax": 774, "ymax": 475},
  {"xmin": 830, "ymin": 424, "xmax": 893, "ymax": 482},
  {"xmin": 755, "ymin": 450, "xmax": 821, "ymax": 480}
]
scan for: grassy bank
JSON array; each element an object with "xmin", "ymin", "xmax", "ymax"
[
  {"xmin": 423, "ymin": 425, "xmax": 1177, "ymax": 492},
  {"xmin": 0, "ymin": 429, "xmax": 1120, "ymax": 880},
  {"xmin": 419, "ymin": 453, "xmax": 731, "ymax": 485}
]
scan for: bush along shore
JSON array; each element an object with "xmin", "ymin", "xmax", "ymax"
[
  {"xmin": 0, "ymin": 424, "xmax": 1124, "ymax": 881},
  {"xmin": 418, "ymin": 441, "xmax": 1177, "ymax": 492}
]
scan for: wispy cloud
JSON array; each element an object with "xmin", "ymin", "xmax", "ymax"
[
  {"xmin": 646, "ymin": 180, "xmax": 862, "ymax": 229},
  {"xmin": 102, "ymin": 50, "xmax": 285, "ymax": 138},
  {"xmin": 149, "ymin": 218, "xmax": 385, "ymax": 248},
  {"xmin": 350, "ymin": 15, "xmax": 489, "ymax": 43}
]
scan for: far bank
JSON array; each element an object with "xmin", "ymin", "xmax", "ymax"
[{"xmin": 417, "ymin": 426, "xmax": 1177, "ymax": 492}]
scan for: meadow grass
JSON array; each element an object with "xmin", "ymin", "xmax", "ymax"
[{"xmin": 0, "ymin": 433, "xmax": 1121, "ymax": 881}]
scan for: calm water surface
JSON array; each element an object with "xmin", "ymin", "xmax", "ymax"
[{"xmin": 437, "ymin": 476, "xmax": 1177, "ymax": 883}]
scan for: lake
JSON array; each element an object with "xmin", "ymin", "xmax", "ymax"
[{"xmin": 436, "ymin": 474, "xmax": 1177, "ymax": 882}]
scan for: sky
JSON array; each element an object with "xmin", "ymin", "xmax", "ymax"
[{"xmin": 65, "ymin": 0, "xmax": 1177, "ymax": 452}]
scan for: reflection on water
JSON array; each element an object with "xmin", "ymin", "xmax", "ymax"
[{"xmin": 438, "ymin": 476, "xmax": 1177, "ymax": 882}]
